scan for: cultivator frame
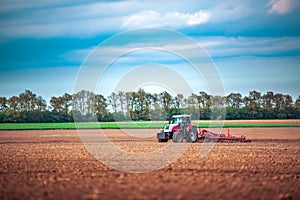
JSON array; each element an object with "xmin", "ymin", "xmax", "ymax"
[{"xmin": 198, "ymin": 128, "xmax": 252, "ymax": 143}]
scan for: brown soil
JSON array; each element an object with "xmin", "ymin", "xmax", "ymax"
[{"xmin": 0, "ymin": 128, "xmax": 299, "ymax": 200}]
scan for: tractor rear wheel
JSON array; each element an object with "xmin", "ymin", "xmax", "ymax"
[
  {"xmin": 172, "ymin": 131, "xmax": 184, "ymax": 143},
  {"xmin": 187, "ymin": 128, "xmax": 198, "ymax": 143}
]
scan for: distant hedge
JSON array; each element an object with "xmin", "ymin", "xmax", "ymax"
[{"xmin": 0, "ymin": 89, "xmax": 299, "ymax": 122}]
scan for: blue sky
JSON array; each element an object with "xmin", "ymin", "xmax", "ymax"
[{"xmin": 0, "ymin": 0, "xmax": 299, "ymax": 102}]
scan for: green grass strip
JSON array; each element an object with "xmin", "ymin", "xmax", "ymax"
[{"xmin": 0, "ymin": 122, "xmax": 299, "ymax": 130}]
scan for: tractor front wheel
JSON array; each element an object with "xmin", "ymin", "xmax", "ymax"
[{"xmin": 172, "ymin": 131, "xmax": 184, "ymax": 143}]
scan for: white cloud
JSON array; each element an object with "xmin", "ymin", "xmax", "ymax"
[
  {"xmin": 121, "ymin": 10, "xmax": 210, "ymax": 29},
  {"xmin": 195, "ymin": 36, "xmax": 300, "ymax": 59},
  {"xmin": 0, "ymin": 1, "xmax": 134, "ymax": 38},
  {"xmin": 63, "ymin": 36, "xmax": 300, "ymax": 69},
  {"xmin": 268, "ymin": 0, "xmax": 292, "ymax": 14},
  {"xmin": 0, "ymin": 1, "xmax": 211, "ymax": 38},
  {"xmin": 0, "ymin": 0, "xmax": 299, "ymax": 39}
]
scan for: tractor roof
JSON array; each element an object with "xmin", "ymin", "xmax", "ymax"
[{"xmin": 172, "ymin": 115, "xmax": 191, "ymax": 118}]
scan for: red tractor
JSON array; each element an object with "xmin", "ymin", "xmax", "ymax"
[{"xmin": 157, "ymin": 115, "xmax": 198, "ymax": 143}]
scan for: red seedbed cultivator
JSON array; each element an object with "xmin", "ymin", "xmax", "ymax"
[{"xmin": 198, "ymin": 128, "xmax": 252, "ymax": 143}]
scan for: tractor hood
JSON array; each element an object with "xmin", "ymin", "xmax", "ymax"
[{"xmin": 164, "ymin": 124, "xmax": 178, "ymax": 132}]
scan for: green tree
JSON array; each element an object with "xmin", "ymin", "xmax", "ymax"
[
  {"xmin": 62, "ymin": 93, "xmax": 72, "ymax": 114},
  {"xmin": 50, "ymin": 94, "xmax": 72, "ymax": 114},
  {"xmin": 7, "ymin": 96, "xmax": 20, "ymax": 113},
  {"xmin": 226, "ymin": 93, "xmax": 243, "ymax": 108},
  {"xmin": 19, "ymin": 90, "xmax": 38, "ymax": 111},
  {"xmin": 0, "ymin": 97, "xmax": 7, "ymax": 112},
  {"xmin": 210, "ymin": 95, "xmax": 225, "ymax": 109},
  {"xmin": 187, "ymin": 93, "xmax": 197, "ymax": 109},
  {"xmin": 247, "ymin": 90, "xmax": 262, "ymax": 118},
  {"xmin": 174, "ymin": 94, "xmax": 184, "ymax": 109},
  {"xmin": 262, "ymin": 91, "xmax": 274, "ymax": 110},
  {"xmin": 273, "ymin": 93, "xmax": 284, "ymax": 110},
  {"xmin": 50, "ymin": 97, "xmax": 63, "ymax": 112},
  {"xmin": 149, "ymin": 93, "xmax": 163, "ymax": 120},
  {"xmin": 199, "ymin": 91, "xmax": 211, "ymax": 109},
  {"xmin": 93, "ymin": 94, "xmax": 108, "ymax": 121},
  {"xmin": 73, "ymin": 90, "xmax": 95, "ymax": 119},
  {"xmin": 36, "ymin": 96, "xmax": 47, "ymax": 112},
  {"xmin": 50, "ymin": 93, "xmax": 73, "ymax": 122},
  {"xmin": 243, "ymin": 96, "xmax": 251, "ymax": 107},
  {"xmin": 295, "ymin": 96, "xmax": 300, "ymax": 109},
  {"xmin": 159, "ymin": 91, "xmax": 173, "ymax": 113},
  {"xmin": 124, "ymin": 92, "xmax": 133, "ymax": 119},
  {"xmin": 295, "ymin": 96, "xmax": 300, "ymax": 118},
  {"xmin": 108, "ymin": 92, "xmax": 118, "ymax": 113},
  {"xmin": 117, "ymin": 91, "xmax": 125, "ymax": 115},
  {"xmin": 0, "ymin": 97, "xmax": 8, "ymax": 122},
  {"xmin": 283, "ymin": 95, "xmax": 293, "ymax": 118},
  {"xmin": 198, "ymin": 91, "xmax": 211, "ymax": 119},
  {"xmin": 186, "ymin": 93, "xmax": 201, "ymax": 119}
]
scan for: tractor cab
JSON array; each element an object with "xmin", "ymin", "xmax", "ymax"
[
  {"xmin": 171, "ymin": 115, "xmax": 190, "ymax": 124},
  {"xmin": 171, "ymin": 115, "xmax": 191, "ymax": 127}
]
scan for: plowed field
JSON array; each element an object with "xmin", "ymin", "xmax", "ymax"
[{"xmin": 0, "ymin": 128, "xmax": 299, "ymax": 200}]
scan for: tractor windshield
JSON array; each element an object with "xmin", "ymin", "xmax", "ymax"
[
  {"xmin": 182, "ymin": 117, "xmax": 191, "ymax": 125},
  {"xmin": 172, "ymin": 117, "xmax": 182, "ymax": 124}
]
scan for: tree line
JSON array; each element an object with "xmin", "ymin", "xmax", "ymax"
[{"xmin": 0, "ymin": 89, "xmax": 299, "ymax": 123}]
